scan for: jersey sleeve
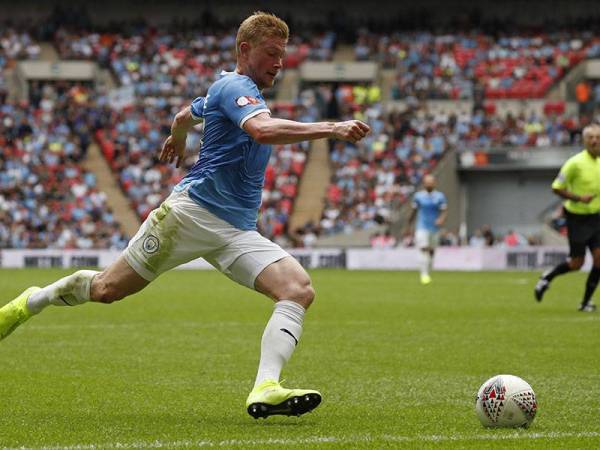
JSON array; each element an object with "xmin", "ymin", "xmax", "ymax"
[
  {"xmin": 190, "ymin": 96, "xmax": 205, "ymax": 120},
  {"xmin": 552, "ymin": 158, "xmax": 574, "ymax": 190},
  {"xmin": 439, "ymin": 192, "xmax": 448, "ymax": 210},
  {"xmin": 411, "ymin": 193, "xmax": 420, "ymax": 209},
  {"xmin": 219, "ymin": 78, "xmax": 270, "ymax": 128}
]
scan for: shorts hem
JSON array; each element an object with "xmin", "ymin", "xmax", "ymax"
[
  {"xmin": 124, "ymin": 250, "xmax": 158, "ymax": 282},
  {"xmin": 235, "ymin": 250, "xmax": 290, "ymax": 290}
]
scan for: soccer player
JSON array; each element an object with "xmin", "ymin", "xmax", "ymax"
[
  {"xmin": 0, "ymin": 12, "xmax": 370, "ymax": 418},
  {"xmin": 534, "ymin": 124, "xmax": 600, "ymax": 312},
  {"xmin": 406, "ymin": 174, "xmax": 448, "ymax": 285}
]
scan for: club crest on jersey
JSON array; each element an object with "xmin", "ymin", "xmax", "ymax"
[
  {"xmin": 235, "ymin": 96, "xmax": 260, "ymax": 107},
  {"xmin": 142, "ymin": 235, "xmax": 160, "ymax": 254}
]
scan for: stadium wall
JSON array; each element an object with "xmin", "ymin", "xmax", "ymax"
[
  {"xmin": 0, "ymin": 247, "xmax": 589, "ymax": 271},
  {"xmin": 458, "ymin": 147, "xmax": 580, "ymax": 237},
  {"xmin": 460, "ymin": 170, "xmax": 558, "ymax": 237}
]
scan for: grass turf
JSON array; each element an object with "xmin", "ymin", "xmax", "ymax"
[{"xmin": 0, "ymin": 268, "xmax": 599, "ymax": 449}]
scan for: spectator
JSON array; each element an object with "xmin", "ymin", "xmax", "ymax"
[{"xmin": 469, "ymin": 228, "xmax": 486, "ymax": 247}]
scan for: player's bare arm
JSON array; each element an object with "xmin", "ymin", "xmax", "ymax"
[
  {"xmin": 553, "ymin": 188, "xmax": 595, "ymax": 204},
  {"xmin": 243, "ymin": 112, "xmax": 370, "ymax": 145},
  {"xmin": 436, "ymin": 208, "xmax": 448, "ymax": 227},
  {"xmin": 404, "ymin": 206, "xmax": 417, "ymax": 235},
  {"xmin": 160, "ymin": 106, "xmax": 203, "ymax": 168}
]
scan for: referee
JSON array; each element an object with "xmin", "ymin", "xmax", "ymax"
[{"xmin": 535, "ymin": 124, "xmax": 600, "ymax": 312}]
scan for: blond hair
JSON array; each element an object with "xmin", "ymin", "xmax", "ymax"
[{"xmin": 236, "ymin": 11, "xmax": 289, "ymax": 56}]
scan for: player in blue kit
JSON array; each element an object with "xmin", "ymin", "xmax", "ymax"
[
  {"xmin": 406, "ymin": 174, "xmax": 448, "ymax": 284},
  {"xmin": 0, "ymin": 12, "xmax": 370, "ymax": 419}
]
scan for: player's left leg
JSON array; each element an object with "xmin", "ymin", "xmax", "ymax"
[
  {"xmin": 218, "ymin": 247, "xmax": 321, "ymax": 419},
  {"xmin": 246, "ymin": 256, "xmax": 321, "ymax": 418},
  {"xmin": 579, "ymin": 246, "xmax": 600, "ymax": 312},
  {"xmin": 428, "ymin": 248, "xmax": 435, "ymax": 274}
]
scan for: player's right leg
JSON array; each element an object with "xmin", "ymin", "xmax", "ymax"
[
  {"xmin": 0, "ymin": 256, "xmax": 149, "ymax": 341},
  {"xmin": 0, "ymin": 189, "xmax": 198, "ymax": 342},
  {"xmin": 414, "ymin": 229, "xmax": 432, "ymax": 284}
]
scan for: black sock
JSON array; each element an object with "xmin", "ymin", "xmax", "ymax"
[
  {"xmin": 543, "ymin": 261, "xmax": 571, "ymax": 282},
  {"xmin": 583, "ymin": 266, "xmax": 600, "ymax": 304}
]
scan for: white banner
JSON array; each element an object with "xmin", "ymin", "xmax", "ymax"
[
  {"xmin": 0, "ymin": 247, "xmax": 588, "ymax": 271},
  {"xmin": 0, "ymin": 249, "xmax": 346, "ymax": 270},
  {"xmin": 346, "ymin": 246, "xmax": 589, "ymax": 271},
  {"xmin": 0, "ymin": 249, "xmax": 121, "ymax": 269}
]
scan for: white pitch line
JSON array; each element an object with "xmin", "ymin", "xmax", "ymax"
[{"xmin": 4, "ymin": 431, "xmax": 600, "ymax": 450}]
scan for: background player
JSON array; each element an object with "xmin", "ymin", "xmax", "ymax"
[
  {"xmin": 535, "ymin": 123, "xmax": 600, "ymax": 312},
  {"xmin": 406, "ymin": 174, "xmax": 448, "ymax": 284},
  {"xmin": 0, "ymin": 11, "xmax": 370, "ymax": 418}
]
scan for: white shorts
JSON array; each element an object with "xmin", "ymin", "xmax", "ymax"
[
  {"xmin": 415, "ymin": 229, "xmax": 440, "ymax": 249},
  {"xmin": 124, "ymin": 189, "xmax": 290, "ymax": 289}
]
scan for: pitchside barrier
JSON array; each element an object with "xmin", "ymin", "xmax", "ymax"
[{"xmin": 0, "ymin": 247, "xmax": 591, "ymax": 271}]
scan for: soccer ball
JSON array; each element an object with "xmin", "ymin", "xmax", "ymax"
[{"xmin": 475, "ymin": 374, "xmax": 537, "ymax": 428}]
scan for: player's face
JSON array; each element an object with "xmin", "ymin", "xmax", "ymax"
[
  {"xmin": 584, "ymin": 129, "xmax": 600, "ymax": 156},
  {"xmin": 423, "ymin": 176, "xmax": 436, "ymax": 191},
  {"xmin": 246, "ymin": 36, "xmax": 286, "ymax": 89}
]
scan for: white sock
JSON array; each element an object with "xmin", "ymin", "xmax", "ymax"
[
  {"xmin": 419, "ymin": 250, "xmax": 431, "ymax": 277},
  {"xmin": 254, "ymin": 300, "xmax": 305, "ymax": 388},
  {"xmin": 27, "ymin": 270, "xmax": 99, "ymax": 314}
]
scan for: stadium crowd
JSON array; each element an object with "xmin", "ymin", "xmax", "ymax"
[
  {"xmin": 0, "ymin": 82, "xmax": 129, "ymax": 249},
  {"xmin": 355, "ymin": 30, "xmax": 600, "ymax": 100},
  {"xmin": 292, "ymin": 79, "xmax": 593, "ymax": 242}
]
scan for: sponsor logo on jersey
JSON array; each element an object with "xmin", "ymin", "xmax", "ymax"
[{"xmin": 235, "ymin": 96, "xmax": 260, "ymax": 107}]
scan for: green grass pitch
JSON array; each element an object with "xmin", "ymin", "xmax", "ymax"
[{"xmin": 1, "ymin": 268, "xmax": 599, "ymax": 449}]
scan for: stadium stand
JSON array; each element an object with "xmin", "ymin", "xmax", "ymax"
[
  {"xmin": 292, "ymin": 75, "xmax": 591, "ymax": 242},
  {"xmin": 0, "ymin": 83, "xmax": 129, "ymax": 249},
  {"xmin": 357, "ymin": 31, "xmax": 600, "ymax": 100}
]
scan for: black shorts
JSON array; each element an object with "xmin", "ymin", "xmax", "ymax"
[{"xmin": 565, "ymin": 208, "xmax": 600, "ymax": 257}]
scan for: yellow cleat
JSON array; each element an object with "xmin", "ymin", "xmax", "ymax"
[
  {"xmin": 420, "ymin": 274, "xmax": 432, "ymax": 285},
  {"xmin": 246, "ymin": 380, "xmax": 322, "ymax": 419},
  {"xmin": 0, "ymin": 287, "xmax": 41, "ymax": 341}
]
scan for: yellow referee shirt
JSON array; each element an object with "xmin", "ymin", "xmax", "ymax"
[{"xmin": 552, "ymin": 149, "xmax": 600, "ymax": 214}]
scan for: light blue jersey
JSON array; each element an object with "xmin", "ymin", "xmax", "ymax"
[
  {"xmin": 175, "ymin": 72, "xmax": 271, "ymax": 230},
  {"xmin": 412, "ymin": 190, "xmax": 447, "ymax": 232}
]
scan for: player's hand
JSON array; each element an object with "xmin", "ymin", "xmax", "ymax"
[
  {"xmin": 579, "ymin": 194, "xmax": 595, "ymax": 203},
  {"xmin": 332, "ymin": 120, "xmax": 371, "ymax": 144},
  {"xmin": 435, "ymin": 218, "xmax": 445, "ymax": 226},
  {"xmin": 159, "ymin": 135, "xmax": 186, "ymax": 168}
]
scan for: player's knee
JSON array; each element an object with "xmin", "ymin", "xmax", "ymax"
[
  {"xmin": 300, "ymin": 283, "xmax": 316, "ymax": 308},
  {"xmin": 285, "ymin": 280, "xmax": 315, "ymax": 309}
]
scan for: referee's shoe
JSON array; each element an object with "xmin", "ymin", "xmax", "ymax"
[
  {"xmin": 534, "ymin": 277, "xmax": 550, "ymax": 302},
  {"xmin": 578, "ymin": 302, "xmax": 597, "ymax": 312}
]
